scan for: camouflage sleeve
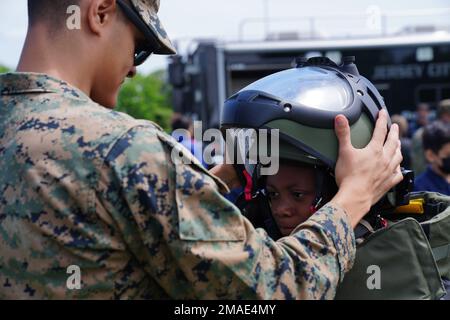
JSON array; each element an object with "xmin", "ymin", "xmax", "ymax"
[{"xmin": 103, "ymin": 125, "xmax": 356, "ymax": 300}]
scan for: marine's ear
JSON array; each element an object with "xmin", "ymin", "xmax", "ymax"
[{"xmin": 86, "ymin": 0, "xmax": 117, "ymax": 36}]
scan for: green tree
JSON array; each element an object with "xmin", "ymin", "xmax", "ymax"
[
  {"xmin": 0, "ymin": 65, "xmax": 10, "ymax": 73},
  {"xmin": 116, "ymin": 69, "xmax": 173, "ymax": 132}
]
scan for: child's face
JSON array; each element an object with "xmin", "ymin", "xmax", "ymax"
[{"xmin": 266, "ymin": 164, "xmax": 317, "ymax": 236}]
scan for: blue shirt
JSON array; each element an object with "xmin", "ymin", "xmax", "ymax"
[
  {"xmin": 224, "ymin": 186, "xmax": 244, "ymax": 203},
  {"xmin": 414, "ymin": 166, "xmax": 450, "ymax": 195}
]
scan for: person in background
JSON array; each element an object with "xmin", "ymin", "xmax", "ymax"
[
  {"xmin": 408, "ymin": 103, "xmax": 430, "ymax": 138},
  {"xmin": 392, "ymin": 114, "xmax": 412, "ymax": 169},
  {"xmin": 437, "ymin": 99, "xmax": 450, "ymax": 124},
  {"xmin": 413, "ymin": 121, "xmax": 450, "ymax": 195},
  {"xmin": 412, "ymin": 101, "xmax": 450, "ymax": 176}
]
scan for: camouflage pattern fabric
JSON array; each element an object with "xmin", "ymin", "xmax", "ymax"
[
  {"xmin": 130, "ymin": 0, "xmax": 176, "ymax": 54},
  {"xmin": 0, "ymin": 73, "xmax": 355, "ymax": 299}
]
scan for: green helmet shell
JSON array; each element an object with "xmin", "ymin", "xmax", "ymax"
[
  {"xmin": 221, "ymin": 56, "xmax": 389, "ymax": 170},
  {"xmin": 267, "ymin": 112, "xmax": 374, "ymax": 166}
]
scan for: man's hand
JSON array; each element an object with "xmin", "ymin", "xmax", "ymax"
[
  {"xmin": 209, "ymin": 164, "xmax": 242, "ymax": 190},
  {"xmin": 331, "ymin": 110, "xmax": 403, "ymax": 228}
]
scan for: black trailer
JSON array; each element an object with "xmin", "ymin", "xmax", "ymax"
[{"xmin": 169, "ymin": 32, "xmax": 450, "ymax": 129}]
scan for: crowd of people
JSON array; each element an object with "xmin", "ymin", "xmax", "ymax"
[{"xmin": 392, "ymin": 99, "xmax": 450, "ymax": 195}]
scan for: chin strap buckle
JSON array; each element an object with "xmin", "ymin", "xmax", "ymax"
[{"xmin": 309, "ymin": 197, "xmax": 323, "ymax": 214}]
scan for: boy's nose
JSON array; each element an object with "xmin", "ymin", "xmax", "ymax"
[{"xmin": 275, "ymin": 204, "xmax": 295, "ymax": 217}]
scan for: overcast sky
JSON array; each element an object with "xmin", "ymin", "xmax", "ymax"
[{"xmin": 1, "ymin": 0, "xmax": 449, "ymax": 74}]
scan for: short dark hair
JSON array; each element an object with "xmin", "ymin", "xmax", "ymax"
[
  {"xmin": 423, "ymin": 121, "xmax": 450, "ymax": 154},
  {"xmin": 28, "ymin": 0, "xmax": 79, "ymax": 27},
  {"xmin": 171, "ymin": 116, "xmax": 191, "ymax": 131}
]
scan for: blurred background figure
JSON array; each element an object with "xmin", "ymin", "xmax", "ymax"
[
  {"xmin": 392, "ymin": 114, "xmax": 412, "ymax": 169},
  {"xmin": 411, "ymin": 101, "xmax": 450, "ymax": 176},
  {"xmin": 410, "ymin": 103, "xmax": 431, "ymax": 175},
  {"xmin": 408, "ymin": 103, "xmax": 431, "ymax": 138},
  {"xmin": 171, "ymin": 113, "xmax": 207, "ymax": 167},
  {"xmin": 413, "ymin": 121, "xmax": 450, "ymax": 195},
  {"xmin": 437, "ymin": 99, "xmax": 450, "ymax": 124}
]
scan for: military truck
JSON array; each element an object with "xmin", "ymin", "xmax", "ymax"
[{"xmin": 168, "ymin": 31, "xmax": 450, "ymax": 130}]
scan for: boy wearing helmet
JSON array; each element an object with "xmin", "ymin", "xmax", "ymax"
[
  {"xmin": 221, "ymin": 57, "xmax": 400, "ymax": 239},
  {"xmin": 221, "ymin": 58, "xmax": 450, "ymax": 300},
  {"xmin": 265, "ymin": 160, "xmax": 337, "ymax": 238}
]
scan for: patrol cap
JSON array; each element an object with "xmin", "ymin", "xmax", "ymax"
[{"xmin": 130, "ymin": 0, "xmax": 176, "ymax": 55}]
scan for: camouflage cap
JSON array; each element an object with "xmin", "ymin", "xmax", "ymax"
[{"xmin": 130, "ymin": 0, "xmax": 176, "ymax": 55}]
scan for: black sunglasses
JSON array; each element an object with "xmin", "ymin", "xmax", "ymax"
[{"xmin": 116, "ymin": 0, "xmax": 161, "ymax": 66}]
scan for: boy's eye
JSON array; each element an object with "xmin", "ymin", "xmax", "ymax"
[
  {"xmin": 267, "ymin": 191, "xmax": 279, "ymax": 199},
  {"xmin": 293, "ymin": 192, "xmax": 305, "ymax": 199}
]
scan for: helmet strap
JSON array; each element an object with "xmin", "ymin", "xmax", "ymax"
[
  {"xmin": 310, "ymin": 167, "xmax": 326, "ymax": 214},
  {"xmin": 233, "ymin": 163, "xmax": 259, "ymax": 202}
]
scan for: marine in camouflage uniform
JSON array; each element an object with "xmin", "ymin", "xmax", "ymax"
[
  {"xmin": 0, "ymin": 72, "xmax": 355, "ymax": 299},
  {"xmin": 0, "ymin": 0, "xmax": 374, "ymax": 300}
]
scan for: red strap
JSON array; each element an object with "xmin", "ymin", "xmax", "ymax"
[{"xmin": 242, "ymin": 170, "xmax": 253, "ymax": 201}]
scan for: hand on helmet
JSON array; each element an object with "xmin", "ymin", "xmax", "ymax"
[
  {"xmin": 331, "ymin": 110, "xmax": 403, "ymax": 228},
  {"xmin": 210, "ymin": 163, "xmax": 242, "ymax": 191}
]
